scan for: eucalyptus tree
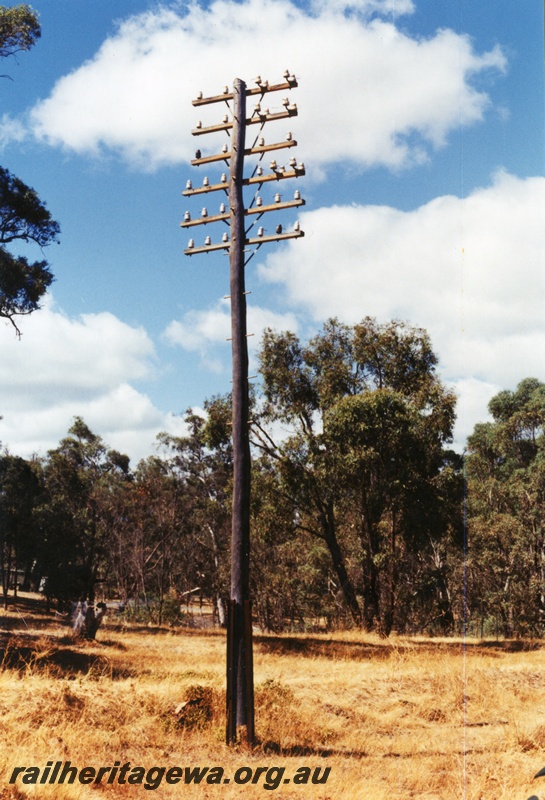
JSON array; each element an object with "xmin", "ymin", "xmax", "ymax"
[
  {"xmin": 255, "ymin": 317, "xmax": 460, "ymax": 634},
  {"xmin": 466, "ymin": 378, "xmax": 545, "ymax": 635},
  {"xmin": 158, "ymin": 397, "xmax": 233, "ymax": 624},
  {"xmin": 250, "ymin": 462, "xmax": 337, "ymax": 631},
  {"xmin": 39, "ymin": 418, "xmax": 131, "ymax": 604},
  {"xmin": 0, "ymin": 453, "xmax": 41, "ymax": 607},
  {"xmin": 0, "ymin": 6, "xmax": 59, "ymax": 333},
  {"xmin": 104, "ymin": 454, "xmax": 191, "ymax": 624},
  {"xmin": 0, "ymin": 4, "xmax": 40, "ymax": 58}
]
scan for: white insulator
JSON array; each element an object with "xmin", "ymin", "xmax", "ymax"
[
  {"xmin": 205, "ymin": 235, "xmax": 211, "ymax": 245},
  {"xmin": 298, "ymin": 162, "xmax": 305, "ymax": 171},
  {"xmin": 294, "ymin": 221, "xmax": 300, "ymax": 232},
  {"xmin": 222, "ymin": 143, "xmax": 228, "ymax": 153},
  {"xmin": 223, "ymin": 86, "xmax": 229, "ymax": 94},
  {"xmin": 286, "ymin": 131, "xmax": 292, "ymax": 141},
  {"xmin": 258, "ymin": 136, "xmax": 265, "ymax": 146},
  {"xmin": 221, "ymin": 173, "xmax": 227, "ymax": 183},
  {"xmin": 283, "ymin": 69, "xmax": 290, "ymax": 79},
  {"xmin": 188, "ymin": 239, "xmax": 194, "ymax": 248},
  {"xmin": 282, "ymin": 97, "xmax": 289, "ymax": 107},
  {"xmin": 270, "ymin": 160, "xmax": 277, "ymax": 170},
  {"xmin": 222, "ymin": 232, "xmax": 229, "ymax": 242},
  {"xmin": 294, "ymin": 189, "xmax": 301, "ymax": 200},
  {"xmin": 254, "ymin": 75, "xmax": 262, "ymax": 85},
  {"xmin": 184, "ymin": 211, "xmax": 191, "ymax": 221},
  {"xmin": 201, "ymin": 207, "xmax": 208, "ymax": 217},
  {"xmin": 256, "ymin": 196, "xmax": 263, "ymax": 207},
  {"xmin": 274, "ymin": 193, "xmax": 281, "ymax": 203},
  {"xmin": 223, "ymin": 114, "xmax": 229, "ymax": 123},
  {"xmin": 203, "ymin": 176, "xmax": 209, "ymax": 186},
  {"xmin": 197, "ymin": 91, "xmax": 203, "ymax": 99},
  {"xmin": 258, "ymin": 227, "xmax": 264, "ymax": 236},
  {"xmin": 289, "ymin": 156, "xmax": 297, "ymax": 167},
  {"xmin": 257, "ymin": 166, "xmax": 263, "ymax": 176},
  {"xmin": 186, "ymin": 180, "xmax": 192, "ymax": 190},
  {"xmin": 196, "ymin": 120, "xmax": 202, "ymax": 128}
]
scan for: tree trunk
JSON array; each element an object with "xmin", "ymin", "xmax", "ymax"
[
  {"xmin": 321, "ymin": 504, "xmax": 361, "ymax": 625},
  {"xmin": 378, "ymin": 511, "xmax": 397, "ymax": 637}
]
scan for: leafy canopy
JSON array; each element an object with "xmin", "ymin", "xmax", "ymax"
[
  {"xmin": 466, "ymin": 378, "xmax": 545, "ymax": 635},
  {"xmin": 0, "ymin": 4, "xmax": 39, "ymax": 58},
  {"xmin": 0, "ymin": 9, "xmax": 59, "ymax": 333},
  {"xmin": 256, "ymin": 317, "xmax": 460, "ymax": 634}
]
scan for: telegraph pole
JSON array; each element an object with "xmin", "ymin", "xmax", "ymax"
[
  {"xmin": 182, "ymin": 72, "xmax": 305, "ymax": 746},
  {"xmin": 227, "ymin": 78, "xmax": 253, "ymax": 745}
]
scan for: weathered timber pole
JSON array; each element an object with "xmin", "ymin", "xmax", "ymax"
[
  {"xmin": 226, "ymin": 78, "xmax": 255, "ymax": 746},
  {"xmin": 182, "ymin": 71, "xmax": 304, "ymax": 748}
]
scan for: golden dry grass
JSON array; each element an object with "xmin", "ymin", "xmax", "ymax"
[{"xmin": 0, "ymin": 598, "xmax": 544, "ymax": 799}]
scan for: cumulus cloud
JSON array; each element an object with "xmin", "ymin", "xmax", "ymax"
[
  {"xmin": 7, "ymin": 0, "xmax": 505, "ymax": 171},
  {"xmin": 0, "ymin": 113, "xmax": 27, "ymax": 148},
  {"xmin": 0, "ymin": 301, "xmax": 187, "ymax": 464},
  {"xmin": 164, "ymin": 299, "xmax": 300, "ymax": 371},
  {"xmin": 255, "ymin": 172, "xmax": 545, "ymax": 446}
]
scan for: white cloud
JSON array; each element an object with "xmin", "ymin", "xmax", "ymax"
[
  {"xmin": 0, "ymin": 300, "xmax": 187, "ymax": 464},
  {"xmin": 309, "ymin": 0, "xmax": 415, "ymax": 14},
  {"xmin": 8, "ymin": 0, "xmax": 505, "ymax": 171},
  {"xmin": 164, "ymin": 298, "xmax": 299, "ymax": 371},
  {"xmin": 256, "ymin": 172, "xmax": 545, "ymax": 445},
  {"xmin": 447, "ymin": 377, "xmax": 498, "ymax": 450},
  {"xmin": 0, "ymin": 301, "xmax": 154, "ymax": 405},
  {"xmin": 0, "ymin": 113, "xmax": 27, "ymax": 147}
]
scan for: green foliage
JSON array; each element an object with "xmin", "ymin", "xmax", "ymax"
[
  {"xmin": 0, "ymin": 249, "xmax": 53, "ymax": 320},
  {"xmin": 0, "ymin": 317, "xmax": 498, "ymax": 637},
  {"xmin": 0, "ymin": 13, "xmax": 59, "ymax": 333},
  {"xmin": 250, "ymin": 466, "xmax": 336, "ymax": 631},
  {"xmin": 0, "ymin": 454, "xmax": 41, "ymax": 605},
  {"xmin": 0, "ymin": 167, "xmax": 59, "ymax": 323},
  {"xmin": 0, "ymin": 166, "xmax": 59, "ymax": 248},
  {"xmin": 256, "ymin": 317, "xmax": 461, "ymax": 635},
  {"xmin": 157, "ymin": 400, "xmax": 233, "ymax": 619},
  {"xmin": 0, "ymin": 4, "xmax": 40, "ymax": 58},
  {"xmin": 38, "ymin": 418, "xmax": 132, "ymax": 604},
  {"xmin": 466, "ymin": 378, "xmax": 545, "ymax": 636}
]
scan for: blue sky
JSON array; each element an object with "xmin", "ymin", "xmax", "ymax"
[{"xmin": 0, "ymin": 0, "xmax": 543, "ymax": 462}]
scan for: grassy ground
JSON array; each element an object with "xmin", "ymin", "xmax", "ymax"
[{"xmin": 0, "ymin": 595, "xmax": 544, "ymax": 799}]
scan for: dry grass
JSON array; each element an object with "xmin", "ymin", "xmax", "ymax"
[{"xmin": 0, "ymin": 598, "xmax": 544, "ymax": 798}]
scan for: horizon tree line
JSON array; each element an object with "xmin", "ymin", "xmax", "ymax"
[
  {"xmin": 0, "ymin": 6, "xmax": 542, "ymax": 638},
  {"xmin": 0, "ymin": 317, "xmax": 543, "ymax": 638}
]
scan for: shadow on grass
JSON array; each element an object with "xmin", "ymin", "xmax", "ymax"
[
  {"xmin": 105, "ymin": 622, "xmax": 224, "ymax": 637},
  {"xmin": 407, "ymin": 638, "xmax": 544, "ymax": 654},
  {"xmin": 254, "ymin": 635, "xmax": 392, "ymax": 661},
  {"xmin": 259, "ymin": 740, "xmax": 367, "ymax": 757},
  {"xmin": 2, "ymin": 598, "xmax": 544, "ymax": 661},
  {"xmin": 260, "ymin": 740, "xmax": 493, "ymax": 759},
  {"xmin": 0, "ymin": 610, "xmax": 63, "ymax": 632},
  {"xmin": 0, "ymin": 638, "xmax": 134, "ymax": 679},
  {"xmin": 254, "ymin": 634, "xmax": 545, "ymax": 660}
]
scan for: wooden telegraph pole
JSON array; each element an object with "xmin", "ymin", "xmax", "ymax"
[{"xmin": 182, "ymin": 72, "xmax": 305, "ymax": 746}]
